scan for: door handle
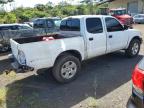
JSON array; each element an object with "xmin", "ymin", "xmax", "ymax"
[
  {"xmin": 89, "ymin": 37, "xmax": 93, "ymax": 41},
  {"xmin": 109, "ymin": 35, "xmax": 113, "ymax": 38}
]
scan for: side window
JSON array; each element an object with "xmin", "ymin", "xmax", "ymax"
[
  {"xmin": 34, "ymin": 19, "xmax": 46, "ymax": 28},
  {"xmin": 105, "ymin": 17, "xmax": 123, "ymax": 32},
  {"xmin": 134, "ymin": 15, "xmax": 139, "ymax": 18},
  {"xmin": 19, "ymin": 26, "xmax": 31, "ymax": 30},
  {"xmin": 17, "ymin": 26, "xmax": 23, "ymax": 30},
  {"xmin": 60, "ymin": 19, "xmax": 80, "ymax": 31},
  {"xmin": 71, "ymin": 19, "xmax": 80, "ymax": 31},
  {"xmin": 86, "ymin": 18, "xmax": 103, "ymax": 34},
  {"xmin": 47, "ymin": 20, "xmax": 54, "ymax": 28},
  {"xmin": 60, "ymin": 20, "xmax": 67, "ymax": 30},
  {"xmin": 67, "ymin": 20, "xmax": 71, "ymax": 30},
  {"xmin": 0, "ymin": 26, "xmax": 9, "ymax": 30}
]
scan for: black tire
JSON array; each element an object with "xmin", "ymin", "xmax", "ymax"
[
  {"xmin": 125, "ymin": 39, "xmax": 141, "ymax": 58},
  {"xmin": 52, "ymin": 53, "xmax": 81, "ymax": 83}
]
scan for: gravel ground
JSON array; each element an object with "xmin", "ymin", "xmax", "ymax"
[
  {"xmin": 0, "ymin": 24, "xmax": 143, "ymax": 108},
  {"xmin": 97, "ymin": 24, "xmax": 144, "ymax": 108}
]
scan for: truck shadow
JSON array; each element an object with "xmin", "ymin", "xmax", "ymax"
[
  {"xmin": 5, "ymin": 52, "xmax": 143, "ymax": 108},
  {"xmin": 0, "ymin": 52, "xmax": 10, "ymax": 56},
  {"xmin": 0, "ymin": 58, "xmax": 12, "ymax": 75}
]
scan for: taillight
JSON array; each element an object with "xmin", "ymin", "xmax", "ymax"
[
  {"xmin": 42, "ymin": 37, "xmax": 54, "ymax": 41},
  {"xmin": 132, "ymin": 65, "xmax": 144, "ymax": 93}
]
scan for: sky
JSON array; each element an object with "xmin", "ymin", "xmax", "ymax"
[
  {"xmin": 13, "ymin": 0, "xmax": 80, "ymax": 7},
  {"xmin": 4, "ymin": 0, "xmax": 81, "ymax": 11}
]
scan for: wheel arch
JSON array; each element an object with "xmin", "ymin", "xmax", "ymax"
[
  {"xmin": 55, "ymin": 50, "xmax": 82, "ymax": 63},
  {"xmin": 130, "ymin": 36, "xmax": 142, "ymax": 44}
]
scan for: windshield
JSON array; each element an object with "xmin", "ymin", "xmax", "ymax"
[
  {"xmin": 110, "ymin": 9, "xmax": 127, "ymax": 15},
  {"xmin": 138, "ymin": 57, "xmax": 144, "ymax": 71}
]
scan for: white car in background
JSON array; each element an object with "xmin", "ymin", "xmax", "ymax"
[{"xmin": 133, "ymin": 14, "xmax": 144, "ymax": 24}]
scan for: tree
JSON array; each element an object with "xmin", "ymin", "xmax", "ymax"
[
  {"xmin": 35, "ymin": 4, "xmax": 46, "ymax": 11},
  {"xmin": 0, "ymin": 0, "xmax": 14, "ymax": 4},
  {"xmin": 76, "ymin": 4, "xmax": 90, "ymax": 15},
  {"xmin": 59, "ymin": 1, "xmax": 70, "ymax": 6},
  {"xmin": 80, "ymin": 0, "xmax": 97, "ymax": 4},
  {"xmin": 80, "ymin": 0, "xmax": 97, "ymax": 14},
  {"xmin": 0, "ymin": 0, "xmax": 14, "ymax": 12},
  {"xmin": 3, "ymin": 12, "xmax": 17, "ymax": 23},
  {"xmin": 0, "ymin": 0, "xmax": 108, "ymax": 23}
]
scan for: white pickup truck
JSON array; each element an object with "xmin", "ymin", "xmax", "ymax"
[{"xmin": 10, "ymin": 15, "xmax": 142, "ymax": 83}]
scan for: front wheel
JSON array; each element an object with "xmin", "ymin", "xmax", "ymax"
[
  {"xmin": 125, "ymin": 39, "xmax": 141, "ymax": 58},
  {"xmin": 52, "ymin": 54, "xmax": 81, "ymax": 83}
]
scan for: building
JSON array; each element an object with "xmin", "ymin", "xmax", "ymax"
[{"xmin": 108, "ymin": 0, "xmax": 144, "ymax": 15}]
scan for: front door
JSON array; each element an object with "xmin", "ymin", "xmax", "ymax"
[
  {"xmin": 105, "ymin": 17, "xmax": 129, "ymax": 53},
  {"xmin": 85, "ymin": 17, "xmax": 107, "ymax": 58}
]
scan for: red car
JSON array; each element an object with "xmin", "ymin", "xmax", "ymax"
[
  {"xmin": 127, "ymin": 57, "xmax": 144, "ymax": 108},
  {"xmin": 109, "ymin": 8, "xmax": 133, "ymax": 27}
]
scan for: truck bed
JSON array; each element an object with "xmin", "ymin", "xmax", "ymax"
[
  {"xmin": 14, "ymin": 34, "xmax": 69, "ymax": 44},
  {"xmin": 10, "ymin": 30, "xmax": 85, "ymax": 69},
  {"xmin": 14, "ymin": 34, "xmax": 80, "ymax": 44}
]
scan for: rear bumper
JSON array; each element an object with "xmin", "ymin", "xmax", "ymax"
[
  {"xmin": 127, "ymin": 88, "xmax": 144, "ymax": 108},
  {"xmin": 9, "ymin": 54, "xmax": 34, "ymax": 71}
]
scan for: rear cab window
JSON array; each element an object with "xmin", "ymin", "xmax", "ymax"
[
  {"xmin": 86, "ymin": 18, "xmax": 103, "ymax": 34},
  {"xmin": 138, "ymin": 58, "xmax": 144, "ymax": 71},
  {"xmin": 60, "ymin": 18, "xmax": 80, "ymax": 31}
]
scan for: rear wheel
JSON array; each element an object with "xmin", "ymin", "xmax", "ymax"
[
  {"xmin": 52, "ymin": 53, "xmax": 81, "ymax": 83},
  {"xmin": 125, "ymin": 39, "xmax": 141, "ymax": 58}
]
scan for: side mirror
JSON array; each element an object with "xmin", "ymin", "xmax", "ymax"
[{"xmin": 123, "ymin": 25, "xmax": 129, "ymax": 30}]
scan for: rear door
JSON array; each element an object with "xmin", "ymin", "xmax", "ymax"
[
  {"xmin": 105, "ymin": 17, "xmax": 129, "ymax": 53},
  {"xmin": 85, "ymin": 17, "xmax": 107, "ymax": 58}
]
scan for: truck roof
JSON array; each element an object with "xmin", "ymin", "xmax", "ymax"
[
  {"xmin": 63, "ymin": 15, "xmax": 112, "ymax": 19},
  {"xmin": 0, "ymin": 23, "xmax": 30, "ymax": 27},
  {"xmin": 32, "ymin": 17, "xmax": 61, "ymax": 21}
]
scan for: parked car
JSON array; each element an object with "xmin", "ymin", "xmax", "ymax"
[
  {"xmin": 10, "ymin": 15, "xmax": 142, "ymax": 83},
  {"xmin": 0, "ymin": 23, "xmax": 32, "ymax": 31},
  {"xmin": 109, "ymin": 8, "xmax": 133, "ymax": 27},
  {"xmin": 0, "ymin": 24, "xmax": 35, "ymax": 52},
  {"xmin": 133, "ymin": 14, "xmax": 144, "ymax": 24},
  {"xmin": 127, "ymin": 57, "xmax": 144, "ymax": 108},
  {"xmin": 33, "ymin": 17, "xmax": 61, "ymax": 30}
]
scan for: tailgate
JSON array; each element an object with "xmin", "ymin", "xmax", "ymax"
[{"xmin": 10, "ymin": 39, "xmax": 19, "ymax": 58}]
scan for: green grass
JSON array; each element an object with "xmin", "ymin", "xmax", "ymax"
[{"xmin": 0, "ymin": 85, "xmax": 49, "ymax": 108}]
